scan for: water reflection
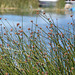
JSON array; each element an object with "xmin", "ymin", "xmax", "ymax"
[
  {"xmin": 0, "ymin": 9, "xmax": 36, "ymax": 16},
  {"xmin": 0, "ymin": 8, "xmax": 74, "ymax": 15}
]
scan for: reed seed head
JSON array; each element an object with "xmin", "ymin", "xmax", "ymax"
[
  {"xmin": 70, "ymin": 15, "xmax": 73, "ymax": 17},
  {"xmin": 19, "ymin": 26, "xmax": 21, "ymax": 28},
  {"xmin": 0, "ymin": 18, "xmax": 2, "ymax": 20},
  {"xmin": 31, "ymin": 20, "xmax": 33, "ymax": 23},
  {"xmin": 37, "ymin": 70, "xmax": 39, "ymax": 72},
  {"xmin": 5, "ymin": 73, "xmax": 8, "ymax": 75},
  {"xmin": 42, "ymin": 72, "xmax": 44, "ymax": 74},
  {"xmin": 7, "ymin": 44, "xmax": 9, "ymax": 47},
  {"xmin": 17, "ymin": 23, "xmax": 20, "ymax": 26},
  {"xmin": 28, "ymin": 28, "xmax": 30, "ymax": 30}
]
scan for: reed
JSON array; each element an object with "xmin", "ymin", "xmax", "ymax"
[{"xmin": 0, "ymin": 12, "xmax": 75, "ymax": 75}]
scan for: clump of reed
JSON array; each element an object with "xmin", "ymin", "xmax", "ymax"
[{"xmin": 0, "ymin": 12, "xmax": 75, "ymax": 75}]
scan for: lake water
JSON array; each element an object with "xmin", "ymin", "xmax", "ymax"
[
  {"xmin": 0, "ymin": 9, "xmax": 75, "ymax": 36},
  {"xmin": 0, "ymin": 9, "xmax": 75, "ymax": 57}
]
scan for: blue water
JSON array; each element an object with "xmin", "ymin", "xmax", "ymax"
[
  {"xmin": 0, "ymin": 11, "xmax": 75, "ymax": 30},
  {"xmin": 0, "ymin": 11, "xmax": 75, "ymax": 43},
  {"xmin": 0, "ymin": 11, "xmax": 75, "ymax": 61}
]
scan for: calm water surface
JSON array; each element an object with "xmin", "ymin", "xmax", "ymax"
[
  {"xmin": 0, "ymin": 10, "xmax": 75, "ymax": 53},
  {"xmin": 0, "ymin": 10, "xmax": 75, "ymax": 34}
]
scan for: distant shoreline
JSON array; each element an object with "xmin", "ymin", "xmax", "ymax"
[
  {"xmin": 0, "ymin": 7, "xmax": 69, "ymax": 13},
  {"xmin": 0, "ymin": 8, "xmax": 18, "ymax": 9}
]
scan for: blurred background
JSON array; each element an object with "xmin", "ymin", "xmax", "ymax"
[
  {"xmin": 0, "ymin": 0, "xmax": 75, "ymax": 31},
  {"xmin": 0, "ymin": 0, "xmax": 75, "ymax": 14}
]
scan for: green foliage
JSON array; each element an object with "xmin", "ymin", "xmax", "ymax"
[
  {"xmin": 0, "ymin": 0, "xmax": 39, "ymax": 9},
  {"xmin": 56, "ymin": 0, "xmax": 66, "ymax": 9}
]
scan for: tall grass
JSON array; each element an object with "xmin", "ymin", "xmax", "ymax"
[{"xmin": 0, "ymin": 12, "xmax": 75, "ymax": 75}]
